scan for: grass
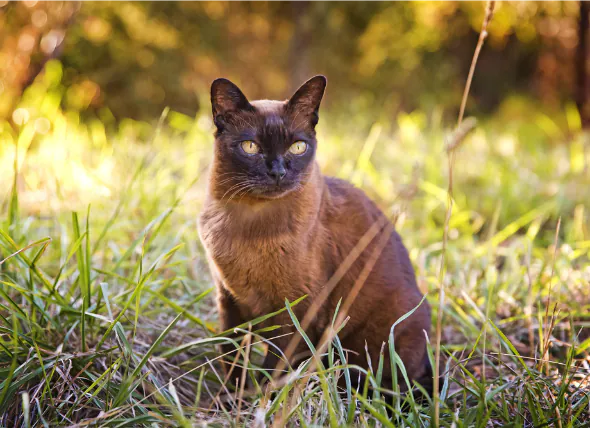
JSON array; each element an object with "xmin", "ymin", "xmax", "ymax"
[{"xmin": 1, "ymin": 59, "xmax": 590, "ymax": 426}]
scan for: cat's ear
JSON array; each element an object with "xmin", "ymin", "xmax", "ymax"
[
  {"xmin": 211, "ymin": 78, "xmax": 253, "ymax": 128},
  {"xmin": 287, "ymin": 75, "xmax": 327, "ymax": 127}
]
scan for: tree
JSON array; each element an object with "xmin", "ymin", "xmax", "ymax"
[{"xmin": 577, "ymin": 0, "xmax": 589, "ymax": 128}]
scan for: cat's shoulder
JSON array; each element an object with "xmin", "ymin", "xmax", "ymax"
[
  {"xmin": 323, "ymin": 176, "xmax": 382, "ymax": 214},
  {"xmin": 325, "ymin": 176, "xmax": 369, "ymax": 199}
]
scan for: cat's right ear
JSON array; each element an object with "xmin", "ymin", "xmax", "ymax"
[{"xmin": 211, "ymin": 78, "xmax": 253, "ymax": 130}]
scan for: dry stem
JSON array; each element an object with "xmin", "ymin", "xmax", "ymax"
[{"xmin": 433, "ymin": 2, "xmax": 496, "ymax": 426}]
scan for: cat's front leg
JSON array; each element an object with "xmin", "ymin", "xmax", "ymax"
[{"xmin": 217, "ymin": 284, "xmax": 248, "ymax": 388}]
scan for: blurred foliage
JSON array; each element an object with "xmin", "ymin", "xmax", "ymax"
[
  {"xmin": 1, "ymin": 59, "xmax": 589, "ymax": 245},
  {"xmin": 0, "ymin": 1, "xmax": 583, "ymax": 121},
  {"xmin": 0, "ymin": 1, "xmax": 589, "ymax": 240}
]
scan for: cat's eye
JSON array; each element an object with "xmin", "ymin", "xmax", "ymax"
[
  {"xmin": 288, "ymin": 141, "xmax": 307, "ymax": 155},
  {"xmin": 241, "ymin": 140, "xmax": 260, "ymax": 155}
]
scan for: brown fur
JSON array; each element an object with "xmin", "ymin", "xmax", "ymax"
[{"xmin": 198, "ymin": 76, "xmax": 431, "ymax": 392}]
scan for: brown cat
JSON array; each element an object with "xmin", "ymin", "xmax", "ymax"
[{"xmin": 198, "ymin": 75, "xmax": 432, "ymax": 392}]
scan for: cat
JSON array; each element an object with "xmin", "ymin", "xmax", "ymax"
[{"xmin": 198, "ymin": 75, "xmax": 432, "ymax": 394}]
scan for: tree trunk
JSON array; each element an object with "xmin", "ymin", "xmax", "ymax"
[{"xmin": 576, "ymin": 0, "xmax": 590, "ymax": 128}]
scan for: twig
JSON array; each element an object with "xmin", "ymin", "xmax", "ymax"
[
  {"xmin": 539, "ymin": 216, "xmax": 561, "ymax": 374},
  {"xmin": 433, "ymin": 2, "xmax": 496, "ymax": 426},
  {"xmin": 236, "ymin": 331, "xmax": 252, "ymax": 423},
  {"xmin": 457, "ymin": 1, "xmax": 496, "ymax": 127}
]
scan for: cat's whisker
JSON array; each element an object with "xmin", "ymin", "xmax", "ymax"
[
  {"xmin": 235, "ymin": 183, "xmax": 259, "ymax": 203},
  {"xmin": 227, "ymin": 182, "xmax": 250, "ymax": 198},
  {"xmin": 216, "ymin": 175, "xmax": 251, "ymax": 186},
  {"xmin": 225, "ymin": 182, "xmax": 256, "ymax": 205},
  {"xmin": 217, "ymin": 173, "xmax": 248, "ymax": 178},
  {"xmin": 232, "ymin": 188, "xmax": 251, "ymax": 204},
  {"xmin": 221, "ymin": 181, "xmax": 251, "ymax": 201},
  {"xmin": 214, "ymin": 172, "xmax": 251, "ymax": 182},
  {"xmin": 215, "ymin": 172, "xmax": 250, "ymax": 178},
  {"xmin": 226, "ymin": 187, "xmax": 250, "ymax": 205}
]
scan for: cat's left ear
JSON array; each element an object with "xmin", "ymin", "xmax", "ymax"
[{"xmin": 287, "ymin": 75, "xmax": 327, "ymax": 128}]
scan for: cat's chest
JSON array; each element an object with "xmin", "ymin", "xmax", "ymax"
[{"xmin": 198, "ymin": 205, "xmax": 310, "ymax": 307}]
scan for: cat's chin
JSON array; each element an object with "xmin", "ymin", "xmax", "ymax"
[{"xmin": 250, "ymin": 183, "xmax": 300, "ymax": 200}]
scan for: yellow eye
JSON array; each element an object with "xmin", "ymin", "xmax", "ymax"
[
  {"xmin": 241, "ymin": 140, "xmax": 259, "ymax": 155},
  {"xmin": 288, "ymin": 141, "xmax": 307, "ymax": 155}
]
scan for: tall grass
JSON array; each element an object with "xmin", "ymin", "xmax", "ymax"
[{"xmin": 1, "ymin": 59, "xmax": 590, "ymax": 425}]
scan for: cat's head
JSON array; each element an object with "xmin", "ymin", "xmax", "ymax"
[{"xmin": 209, "ymin": 75, "xmax": 326, "ymax": 201}]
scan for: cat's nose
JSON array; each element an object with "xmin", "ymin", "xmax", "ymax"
[{"xmin": 267, "ymin": 160, "xmax": 286, "ymax": 183}]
